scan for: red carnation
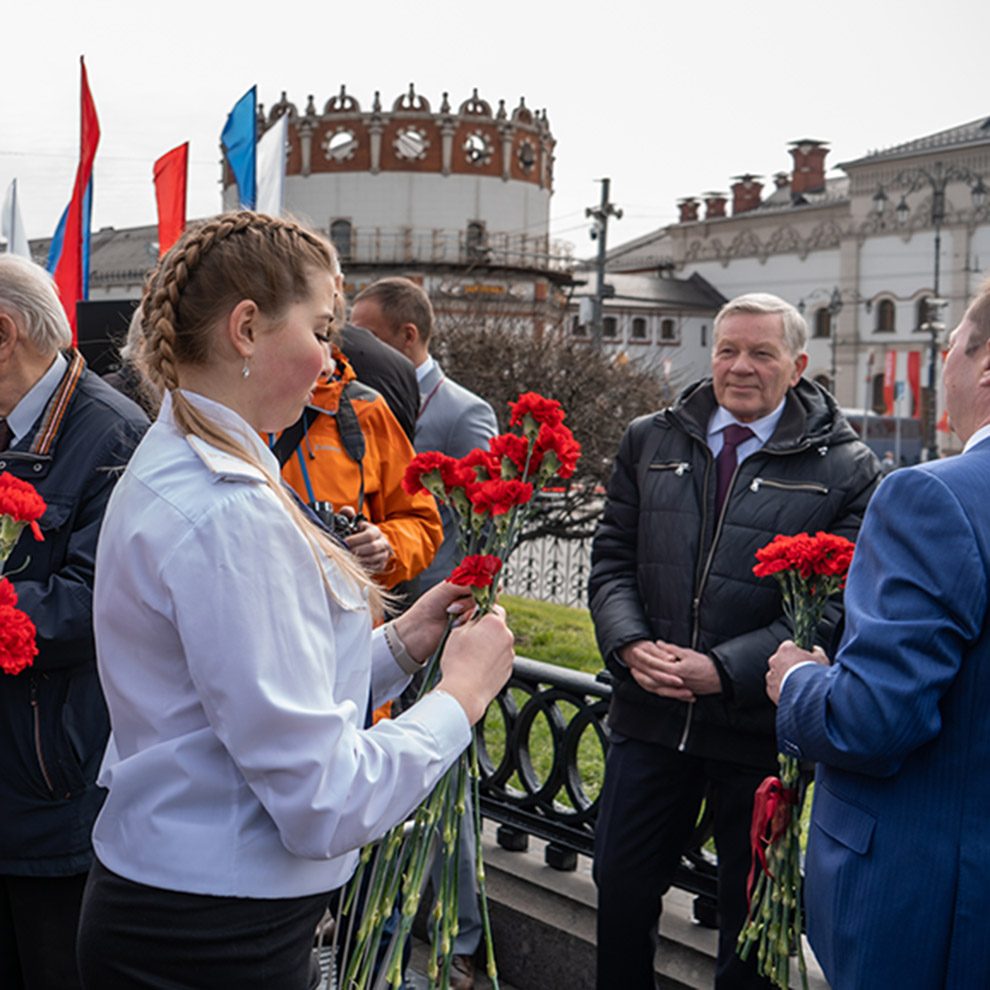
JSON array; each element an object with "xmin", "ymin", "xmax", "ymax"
[
  {"xmin": 754, "ymin": 531, "xmax": 854, "ymax": 585},
  {"xmin": 535, "ymin": 423, "xmax": 581, "ymax": 480},
  {"xmin": 0, "ymin": 579, "xmax": 36, "ymax": 675},
  {"xmin": 459, "ymin": 448, "xmax": 500, "ymax": 482},
  {"xmin": 448, "ymin": 554, "xmax": 503, "ymax": 590},
  {"xmin": 489, "ymin": 433, "xmax": 538, "ymax": 479},
  {"xmin": 403, "ymin": 452, "xmax": 474, "ymax": 498},
  {"xmin": 509, "ymin": 392, "xmax": 565, "ymax": 432},
  {"xmin": 0, "ymin": 472, "xmax": 46, "ymax": 547},
  {"xmin": 469, "ymin": 479, "xmax": 534, "ymax": 517},
  {"xmin": 0, "ymin": 472, "xmax": 47, "ymax": 526},
  {"xmin": 0, "ymin": 576, "xmax": 16, "ymax": 608}
]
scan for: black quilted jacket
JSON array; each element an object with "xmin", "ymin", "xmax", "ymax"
[{"xmin": 588, "ymin": 377, "xmax": 880, "ymax": 770}]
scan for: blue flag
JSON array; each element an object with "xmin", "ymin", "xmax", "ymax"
[{"xmin": 221, "ymin": 87, "xmax": 257, "ymax": 210}]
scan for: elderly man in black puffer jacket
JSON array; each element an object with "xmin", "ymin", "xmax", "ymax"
[{"xmin": 589, "ymin": 292, "xmax": 880, "ymax": 990}]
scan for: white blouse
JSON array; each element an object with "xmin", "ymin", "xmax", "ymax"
[{"xmin": 92, "ymin": 391, "xmax": 469, "ymax": 898}]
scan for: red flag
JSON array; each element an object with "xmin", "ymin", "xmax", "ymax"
[
  {"xmin": 907, "ymin": 351, "xmax": 921, "ymax": 418},
  {"xmin": 153, "ymin": 143, "xmax": 188, "ymax": 256},
  {"xmin": 883, "ymin": 350, "xmax": 896, "ymax": 415},
  {"xmin": 53, "ymin": 57, "xmax": 100, "ymax": 342}
]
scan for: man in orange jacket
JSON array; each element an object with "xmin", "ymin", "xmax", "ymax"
[{"xmin": 279, "ymin": 345, "xmax": 442, "ymax": 592}]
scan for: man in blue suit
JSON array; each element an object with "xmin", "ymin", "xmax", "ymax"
[{"xmin": 768, "ymin": 279, "xmax": 990, "ymax": 989}]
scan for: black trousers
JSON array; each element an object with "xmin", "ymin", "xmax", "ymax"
[
  {"xmin": 78, "ymin": 861, "xmax": 330, "ymax": 990},
  {"xmin": 0, "ymin": 872, "xmax": 88, "ymax": 990},
  {"xmin": 593, "ymin": 735, "xmax": 775, "ymax": 990}
]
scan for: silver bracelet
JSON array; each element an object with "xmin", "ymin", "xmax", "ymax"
[{"xmin": 384, "ymin": 622, "xmax": 424, "ymax": 676}]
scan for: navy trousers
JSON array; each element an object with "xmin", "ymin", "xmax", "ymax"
[{"xmin": 593, "ymin": 735, "xmax": 775, "ymax": 990}]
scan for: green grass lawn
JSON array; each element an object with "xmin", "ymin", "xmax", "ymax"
[
  {"xmin": 483, "ymin": 595, "xmax": 605, "ymax": 809},
  {"xmin": 500, "ymin": 594, "xmax": 602, "ymax": 673}
]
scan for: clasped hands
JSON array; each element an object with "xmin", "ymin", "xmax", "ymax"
[{"xmin": 618, "ymin": 639, "xmax": 722, "ymax": 701}]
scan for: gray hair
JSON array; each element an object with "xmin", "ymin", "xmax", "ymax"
[
  {"xmin": 120, "ymin": 304, "xmax": 147, "ymax": 363},
  {"xmin": 713, "ymin": 292, "xmax": 808, "ymax": 358},
  {"xmin": 0, "ymin": 255, "xmax": 72, "ymax": 354}
]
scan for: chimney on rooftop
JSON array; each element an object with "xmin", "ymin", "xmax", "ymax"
[
  {"xmin": 789, "ymin": 140, "xmax": 829, "ymax": 196},
  {"xmin": 678, "ymin": 197, "xmax": 700, "ymax": 223},
  {"xmin": 774, "ymin": 171, "xmax": 790, "ymax": 190},
  {"xmin": 731, "ymin": 174, "xmax": 763, "ymax": 215},
  {"xmin": 704, "ymin": 192, "xmax": 727, "ymax": 219}
]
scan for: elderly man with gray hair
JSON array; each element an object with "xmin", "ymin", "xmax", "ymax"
[
  {"xmin": 589, "ymin": 292, "xmax": 880, "ymax": 989},
  {"xmin": 0, "ymin": 256, "xmax": 147, "ymax": 990}
]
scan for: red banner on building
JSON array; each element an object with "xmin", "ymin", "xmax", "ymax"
[{"xmin": 906, "ymin": 351, "xmax": 921, "ymax": 418}]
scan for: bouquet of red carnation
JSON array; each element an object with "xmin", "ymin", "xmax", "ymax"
[
  {"xmin": 0, "ymin": 472, "xmax": 47, "ymax": 675},
  {"xmin": 339, "ymin": 394, "xmax": 580, "ymax": 990},
  {"xmin": 403, "ymin": 391, "xmax": 579, "ymax": 617},
  {"xmin": 737, "ymin": 531, "xmax": 855, "ymax": 988}
]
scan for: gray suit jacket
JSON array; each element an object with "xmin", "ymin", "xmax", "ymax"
[{"xmin": 415, "ymin": 360, "xmax": 498, "ymax": 590}]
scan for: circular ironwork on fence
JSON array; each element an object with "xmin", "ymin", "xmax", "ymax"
[{"xmin": 478, "ymin": 673, "xmax": 609, "ymax": 832}]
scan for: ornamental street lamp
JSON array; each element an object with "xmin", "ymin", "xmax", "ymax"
[
  {"xmin": 873, "ymin": 162, "xmax": 988, "ymax": 454},
  {"xmin": 797, "ymin": 286, "xmax": 848, "ymax": 396}
]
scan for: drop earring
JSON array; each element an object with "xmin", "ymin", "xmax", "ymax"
[{"xmin": 241, "ymin": 357, "xmax": 250, "ymax": 380}]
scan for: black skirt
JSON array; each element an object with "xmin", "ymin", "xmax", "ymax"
[{"xmin": 78, "ymin": 860, "xmax": 329, "ymax": 989}]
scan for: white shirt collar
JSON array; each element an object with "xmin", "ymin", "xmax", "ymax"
[
  {"xmin": 6, "ymin": 352, "xmax": 67, "ymax": 445},
  {"xmin": 708, "ymin": 397, "xmax": 787, "ymax": 448},
  {"xmin": 963, "ymin": 422, "xmax": 990, "ymax": 454},
  {"xmin": 161, "ymin": 389, "xmax": 279, "ymax": 482},
  {"xmin": 416, "ymin": 354, "xmax": 436, "ymax": 384}
]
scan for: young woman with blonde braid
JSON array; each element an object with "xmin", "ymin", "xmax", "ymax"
[{"xmin": 76, "ymin": 212, "xmax": 514, "ymax": 989}]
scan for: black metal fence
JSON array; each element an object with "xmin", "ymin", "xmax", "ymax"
[{"xmin": 477, "ymin": 656, "xmax": 718, "ymax": 922}]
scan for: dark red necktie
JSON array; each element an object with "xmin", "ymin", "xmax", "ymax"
[
  {"xmin": 0, "ymin": 419, "xmax": 11, "ymax": 452},
  {"xmin": 715, "ymin": 424, "xmax": 754, "ymax": 514}
]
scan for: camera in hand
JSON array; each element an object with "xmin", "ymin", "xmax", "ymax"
[{"xmin": 312, "ymin": 502, "xmax": 365, "ymax": 538}]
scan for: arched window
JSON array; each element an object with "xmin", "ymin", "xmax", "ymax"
[
  {"xmin": 814, "ymin": 308, "xmax": 832, "ymax": 339},
  {"xmin": 603, "ymin": 316, "xmax": 617, "ymax": 339},
  {"xmin": 661, "ymin": 318, "xmax": 677, "ymax": 341},
  {"xmin": 631, "ymin": 317, "xmax": 647, "ymax": 340},
  {"xmin": 875, "ymin": 299, "xmax": 896, "ymax": 333},
  {"xmin": 330, "ymin": 219, "xmax": 352, "ymax": 262}
]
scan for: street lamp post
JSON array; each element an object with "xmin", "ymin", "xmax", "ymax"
[
  {"xmin": 873, "ymin": 162, "xmax": 987, "ymax": 454},
  {"xmin": 798, "ymin": 286, "xmax": 846, "ymax": 396}
]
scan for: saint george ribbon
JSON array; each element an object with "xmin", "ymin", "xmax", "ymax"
[{"xmin": 746, "ymin": 775, "xmax": 799, "ymax": 906}]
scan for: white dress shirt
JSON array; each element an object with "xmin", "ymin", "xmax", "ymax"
[{"xmin": 92, "ymin": 390, "xmax": 470, "ymax": 898}]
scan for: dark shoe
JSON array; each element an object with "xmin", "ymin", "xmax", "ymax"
[{"xmin": 449, "ymin": 953, "xmax": 475, "ymax": 990}]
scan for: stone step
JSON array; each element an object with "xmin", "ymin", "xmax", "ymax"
[
  {"xmin": 476, "ymin": 821, "xmax": 829, "ymax": 990},
  {"xmin": 322, "ymin": 819, "xmax": 828, "ymax": 990}
]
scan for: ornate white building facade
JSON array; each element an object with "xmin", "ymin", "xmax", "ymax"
[{"xmin": 597, "ymin": 119, "xmax": 990, "ymax": 454}]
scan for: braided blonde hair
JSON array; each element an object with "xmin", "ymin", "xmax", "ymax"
[{"xmin": 141, "ymin": 210, "xmax": 381, "ymax": 613}]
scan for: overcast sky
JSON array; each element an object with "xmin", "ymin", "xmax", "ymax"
[{"xmin": 3, "ymin": 0, "xmax": 988, "ymax": 261}]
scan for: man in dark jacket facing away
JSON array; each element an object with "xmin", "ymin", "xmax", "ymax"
[
  {"xmin": 589, "ymin": 292, "xmax": 880, "ymax": 989},
  {"xmin": 0, "ymin": 256, "xmax": 148, "ymax": 989}
]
